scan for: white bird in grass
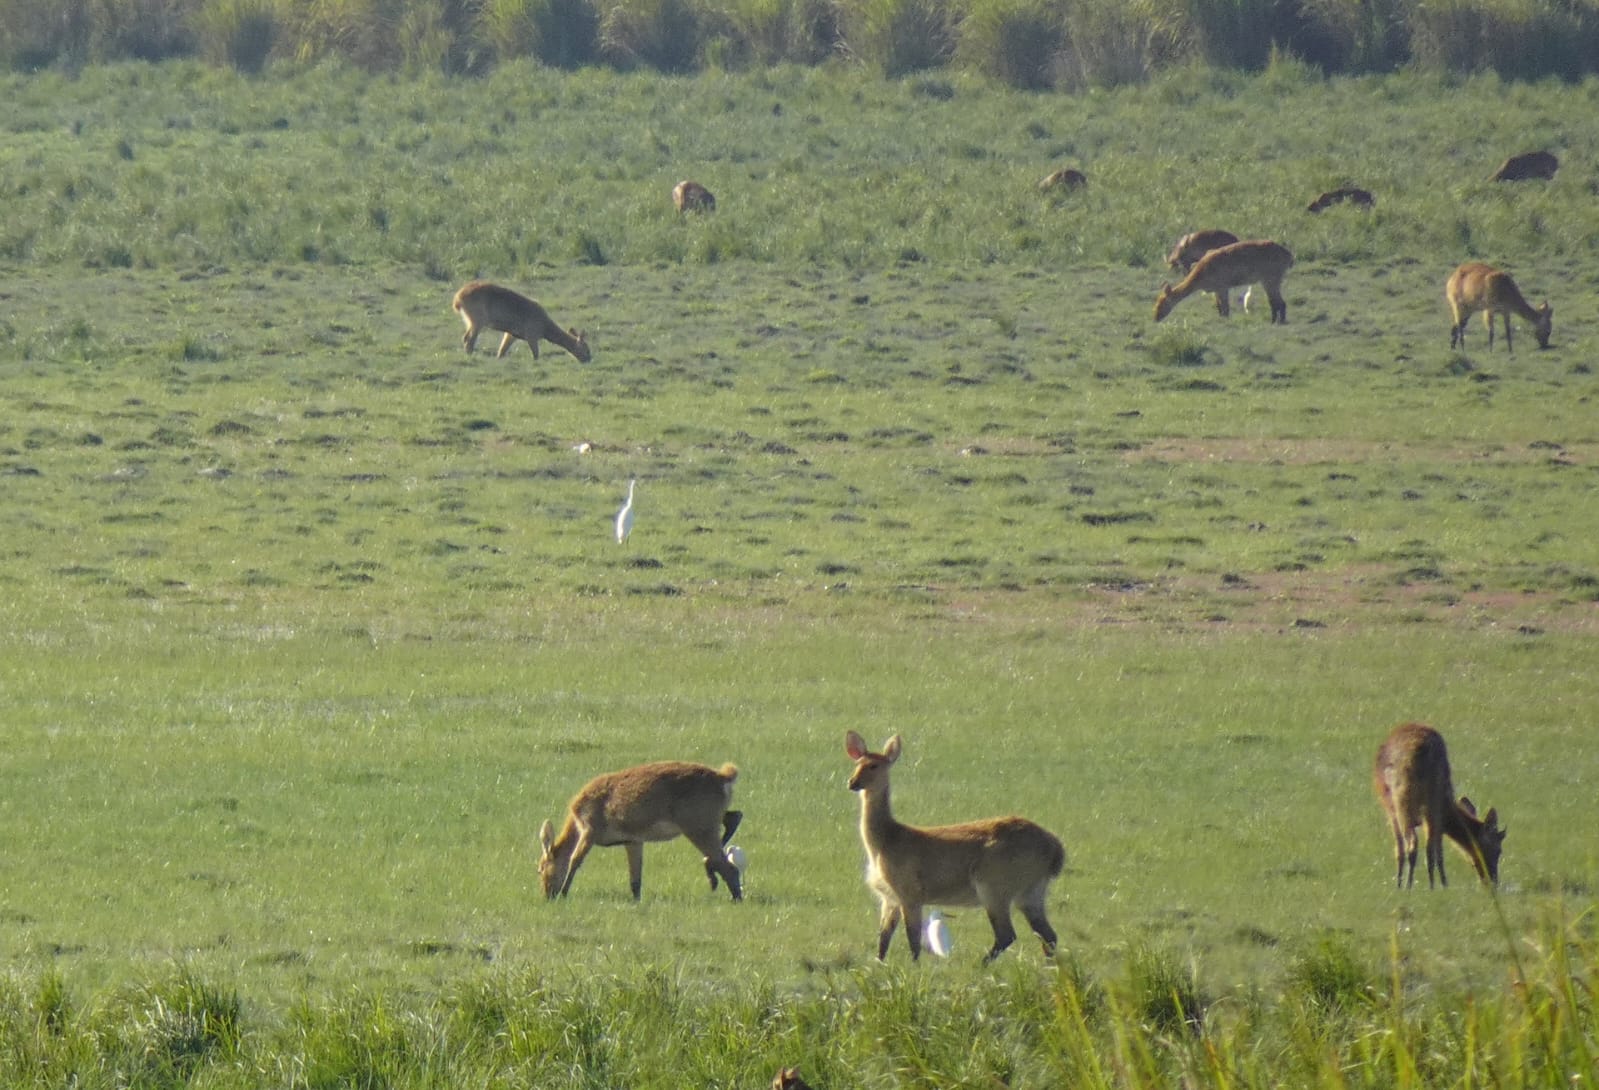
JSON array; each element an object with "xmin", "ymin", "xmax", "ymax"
[
  {"xmin": 615, "ymin": 478, "xmax": 636, "ymax": 544},
  {"xmin": 924, "ymin": 909, "xmax": 952, "ymax": 958}
]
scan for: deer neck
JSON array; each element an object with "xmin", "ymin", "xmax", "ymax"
[
  {"xmin": 1440, "ymin": 805, "xmax": 1488, "ymax": 874},
  {"xmin": 858, "ymin": 783, "xmax": 901, "ymax": 849},
  {"xmin": 544, "ymin": 324, "xmax": 583, "ymax": 355},
  {"xmin": 552, "ymin": 813, "xmax": 584, "ymax": 862},
  {"xmin": 1510, "ymin": 296, "xmax": 1543, "ymax": 323}
]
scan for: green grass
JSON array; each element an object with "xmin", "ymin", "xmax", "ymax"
[{"xmin": 0, "ymin": 61, "xmax": 1597, "ymax": 1088}]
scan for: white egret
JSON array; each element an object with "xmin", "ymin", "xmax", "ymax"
[
  {"xmin": 925, "ymin": 909, "xmax": 952, "ymax": 958},
  {"xmin": 615, "ymin": 478, "xmax": 636, "ymax": 543}
]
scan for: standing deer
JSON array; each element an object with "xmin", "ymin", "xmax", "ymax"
[
  {"xmin": 845, "ymin": 731, "xmax": 1065, "ymax": 963},
  {"xmin": 1490, "ymin": 150, "xmax": 1558, "ymax": 181},
  {"xmin": 452, "ymin": 280, "xmax": 591, "ymax": 362},
  {"xmin": 1153, "ymin": 239, "xmax": 1295, "ymax": 324},
  {"xmin": 673, "ymin": 180, "xmax": 716, "ymax": 213},
  {"xmin": 1446, "ymin": 262, "xmax": 1552, "ymax": 352},
  {"xmin": 1164, "ymin": 229, "xmax": 1240, "ymax": 274},
  {"xmin": 538, "ymin": 761, "xmax": 744, "ymax": 901},
  {"xmin": 1373, "ymin": 722, "xmax": 1505, "ymax": 889}
]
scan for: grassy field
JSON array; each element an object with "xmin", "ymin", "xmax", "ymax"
[{"xmin": 1, "ymin": 60, "xmax": 1597, "ymax": 1088}]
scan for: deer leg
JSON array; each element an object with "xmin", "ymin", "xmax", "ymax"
[
  {"xmin": 902, "ymin": 905, "xmax": 925, "ymax": 961},
  {"xmin": 1391, "ymin": 824, "xmax": 1409, "ymax": 888},
  {"xmin": 625, "ymin": 841, "xmax": 645, "ymax": 900},
  {"xmin": 495, "ymin": 331, "xmax": 516, "ymax": 359},
  {"xmin": 1213, "ymin": 290, "xmax": 1230, "ymax": 318},
  {"xmin": 689, "ymin": 829, "xmax": 742, "ymax": 901},
  {"xmin": 981, "ymin": 904, "xmax": 1019, "ymax": 964},
  {"xmin": 1269, "ymin": 287, "xmax": 1287, "ymax": 324},
  {"xmin": 876, "ymin": 903, "xmax": 901, "ymax": 961},
  {"xmin": 704, "ymin": 810, "xmax": 743, "ymax": 893},
  {"xmin": 1503, "ymin": 315, "xmax": 1513, "ymax": 354},
  {"xmin": 1019, "ymin": 884, "xmax": 1058, "ymax": 955},
  {"xmin": 1483, "ymin": 313, "xmax": 1495, "ymax": 350},
  {"xmin": 462, "ymin": 323, "xmax": 479, "ymax": 353}
]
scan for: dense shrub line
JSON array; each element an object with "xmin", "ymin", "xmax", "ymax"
[{"xmin": 2, "ymin": 0, "xmax": 1598, "ymax": 84}]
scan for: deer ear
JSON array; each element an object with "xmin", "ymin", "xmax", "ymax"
[
  {"xmin": 1458, "ymin": 796, "xmax": 1477, "ymax": 816},
  {"xmin": 883, "ymin": 734, "xmax": 902, "ymax": 762},
  {"xmin": 539, "ymin": 820, "xmax": 554, "ymax": 852},
  {"xmin": 1484, "ymin": 807, "xmax": 1498, "ymax": 827},
  {"xmin": 845, "ymin": 731, "xmax": 868, "ymax": 759}
]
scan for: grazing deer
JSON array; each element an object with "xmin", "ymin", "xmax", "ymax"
[
  {"xmin": 452, "ymin": 281, "xmax": 591, "ymax": 362},
  {"xmin": 1153, "ymin": 239, "xmax": 1294, "ymax": 324},
  {"xmin": 672, "ymin": 180, "xmax": 716, "ymax": 213},
  {"xmin": 1307, "ymin": 186, "xmax": 1374, "ymax": 212},
  {"xmin": 1039, "ymin": 167, "xmax": 1087, "ymax": 191},
  {"xmin": 845, "ymin": 731, "xmax": 1065, "ymax": 963},
  {"xmin": 1490, "ymin": 150, "xmax": 1558, "ymax": 182},
  {"xmin": 538, "ymin": 761, "xmax": 744, "ymax": 901},
  {"xmin": 1373, "ymin": 722, "xmax": 1505, "ymax": 888},
  {"xmin": 1164, "ymin": 229, "xmax": 1240, "ymax": 274},
  {"xmin": 1446, "ymin": 262, "xmax": 1552, "ymax": 352},
  {"xmin": 772, "ymin": 1068, "xmax": 815, "ymax": 1090}
]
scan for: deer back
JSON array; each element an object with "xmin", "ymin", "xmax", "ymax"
[
  {"xmin": 1184, "ymin": 240, "xmax": 1294, "ymax": 291},
  {"xmin": 575, "ymin": 760, "xmax": 736, "ymax": 840},
  {"xmin": 453, "ymin": 281, "xmax": 551, "ymax": 338},
  {"xmin": 1373, "ymin": 721, "xmax": 1455, "ymax": 831},
  {"xmin": 1166, "ymin": 229, "xmax": 1239, "ymax": 271}
]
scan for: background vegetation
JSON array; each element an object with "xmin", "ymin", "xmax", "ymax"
[
  {"xmin": 2, "ymin": 0, "xmax": 1599, "ymax": 83},
  {"xmin": 1, "ymin": 59, "xmax": 1596, "ymax": 1089}
]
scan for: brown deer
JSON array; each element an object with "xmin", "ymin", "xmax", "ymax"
[
  {"xmin": 1153, "ymin": 239, "xmax": 1294, "ymax": 324},
  {"xmin": 452, "ymin": 281, "xmax": 591, "ymax": 362},
  {"xmin": 845, "ymin": 731, "xmax": 1065, "ymax": 963},
  {"xmin": 1446, "ymin": 262, "xmax": 1552, "ymax": 352},
  {"xmin": 1373, "ymin": 722, "xmax": 1505, "ymax": 889},
  {"xmin": 672, "ymin": 180, "xmax": 716, "ymax": 213},
  {"xmin": 1307, "ymin": 186, "xmax": 1374, "ymax": 212},
  {"xmin": 1490, "ymin": 150, "xmax": 1558, "ymax": 181},
  {"xmin": 1039, "ymin": 167, "xmax": 1087, "ymax": 192},
  {"xmin": 538, "ymin": 761, "xmax": 744, "ymax": 901},
  {"xmin": 772, "ymin": 1068, "xmax": 815, "ymax": 1090},
  {"xmin": 1164, "ymin": 229, "xmax": 1240, "ymax": 274}
]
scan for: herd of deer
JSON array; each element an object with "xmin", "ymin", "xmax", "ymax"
[
  {"xmin": 1150, "ymin": 149, "xmax": 1557, "ymax": 345},
  {"xmin": 449, "ymin": 150, "xmax": 1560, "ymax": 373},
  {"xmin": 536, "ymin": 722, "xmax": 1504, "ymax": 939},
  {"xmin": 450, "ymin": 157, "xmax": 1542, "ymax": 1089},
  {"xmin": 537, "ymin": 721, "xmax": 1503, "ymax": 1088}
]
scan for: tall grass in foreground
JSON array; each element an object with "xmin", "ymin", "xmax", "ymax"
[{"xmin": 0, "ymin": 910, "xmax": 1591, "ymax": 1088}]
